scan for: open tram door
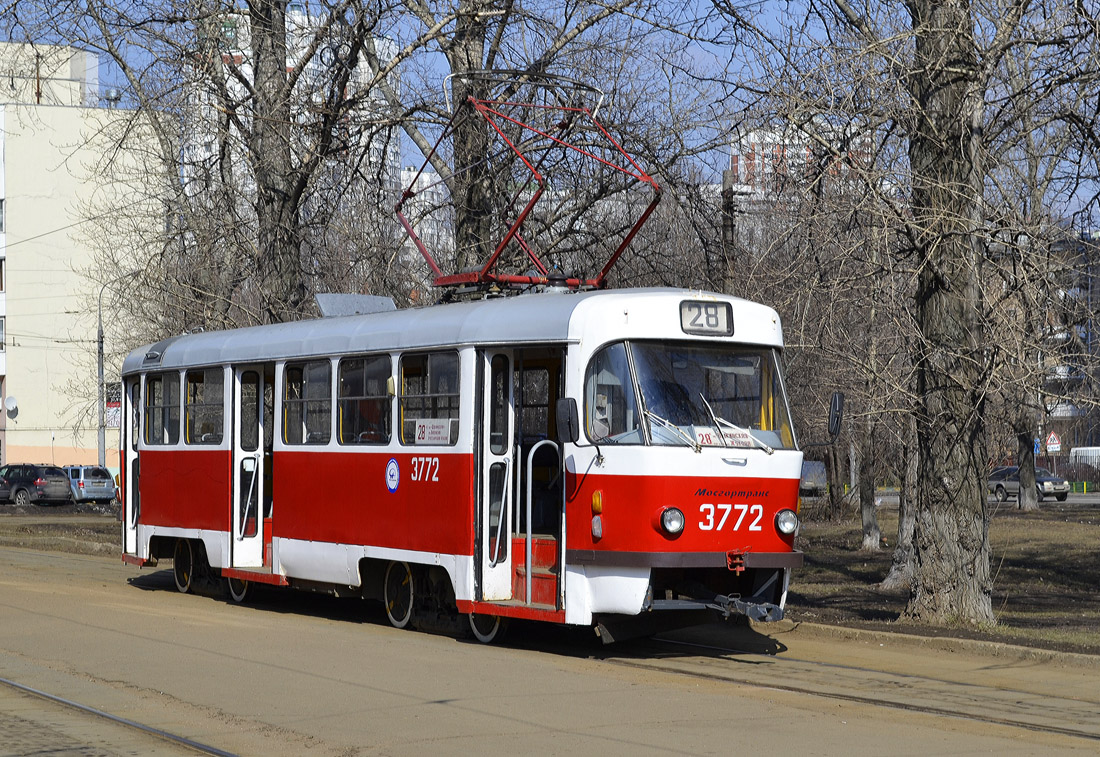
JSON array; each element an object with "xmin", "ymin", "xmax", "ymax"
[
  {"xmin": 122, "ymin": 377, "xmax": 140, "ymax": 555},
  {"xmin": 478, "ymin": 349, "xmax": 515, "ymax": 601},
  {"xmin": 231, "ymin": 365, "xmax": 271, "ymax": 568},
  {"xmin": 477, "ymin": 346, "xmax": 567, "ymax": 609}
]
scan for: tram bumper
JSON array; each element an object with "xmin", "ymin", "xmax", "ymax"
[{"xmin": 575, "ymin": 550, "xmax": 801, "ymax": 642}]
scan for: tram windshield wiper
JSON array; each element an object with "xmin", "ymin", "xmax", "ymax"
[
  {"xmin": 644, "ymin": 410, "xmax": 702, "ymax": 452},
  {"xmin": 699, "ymin": 393, "xmax": 774, "ymax": 455}
]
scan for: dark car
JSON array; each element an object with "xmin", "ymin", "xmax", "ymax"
[
  {"xmin": 64, "ymin": 465, "xmax": 116, "ymax": 504},
  {"xmin": 988, "ymin": 465, "xmax": 1070, "ymax": 503},
  {"xmin": 0, "ymin": 464, "xmax": 74, "ymax": 506}
]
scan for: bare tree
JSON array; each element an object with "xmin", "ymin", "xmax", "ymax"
[{"xmin": 706, "ymin": 0, "xmax": 1100, "ymax": 624}]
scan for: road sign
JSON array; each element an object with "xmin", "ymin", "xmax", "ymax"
[
  {"xmin": 1034, "ymin": 438, "xmax": 1041, "ymax": 455},
  {"xmin": 1047, "ymin": 431, "xmax": 1062, "ymax": 453}
]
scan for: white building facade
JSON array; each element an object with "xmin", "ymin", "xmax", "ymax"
[{"xmin": 0, "ymin": 42, "xmax": 135, "ymax": 468}]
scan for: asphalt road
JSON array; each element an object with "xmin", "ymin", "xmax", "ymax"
[{"xmin": 1, "ymin": 545, "xmax": 1097, "ymax": 755}]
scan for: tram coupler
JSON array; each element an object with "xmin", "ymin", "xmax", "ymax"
[{"xmin": 709, "ymin": 595, "xmax": 785, "ymax": 623}]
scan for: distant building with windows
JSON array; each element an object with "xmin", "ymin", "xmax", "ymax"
[
  {"xmin": 182, "ymin": 8, "xmax": 402, "ymax": 204},
  {"xmin": 0, "ymin": 41, "xmax": 137, "ymax": 467},
  {"xmin": 728, "ymin": 121, "xmax": 872, "ymax": 199}
]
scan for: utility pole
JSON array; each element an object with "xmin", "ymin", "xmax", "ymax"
[{"xmin": 98, "ymin": 271, "xmax": 139, "ymax": 467}]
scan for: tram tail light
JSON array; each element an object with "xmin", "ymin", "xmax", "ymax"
[
  {"xmin": 591, "ymin": 490, "xmax": 603, "ymax": 514},
  {"xmin": 591, "ymin": 514, "xmax": 603, "ymax": 540}
]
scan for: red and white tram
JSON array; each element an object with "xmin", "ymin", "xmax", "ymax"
[{"xmin": 120, "ymin": 287, "xmax": 808, "ymax": 642}]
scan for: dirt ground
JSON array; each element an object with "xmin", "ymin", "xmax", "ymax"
[
  {"xmin": 791, "ymin": 495, "xmax": 1100, "ymax": 655},
  {"xmin": 1, "ymin": 495, "xmax": 1098, "ymax": 656}
]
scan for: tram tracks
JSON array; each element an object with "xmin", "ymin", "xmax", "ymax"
[
  {"xmin": 601, "ymin": 636, "xmax": 1100, "ymax": 743},
  {"xmin": 0, "ymin": 674, "xmax": 235, "ymax": 756}
]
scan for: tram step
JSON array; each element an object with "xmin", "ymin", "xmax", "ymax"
[
  {"xmin": 222, "ymin": 565, "xmax": 289, "ymax": 586},
  {"xmin": 512, "ymin": 566, "xmax": 558, "ymax": 606},
  {"xmin": 510, "ymin": 536, "xmax": 558, "ymax": 570}
]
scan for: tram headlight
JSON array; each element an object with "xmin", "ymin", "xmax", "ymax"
[
  {"xmin": 660, "ymin": 507, "xmax": 685, "ymax": 536},
  {"xmin": 775, "ymin": 508, "xmax": 799, "ymax": 535}
]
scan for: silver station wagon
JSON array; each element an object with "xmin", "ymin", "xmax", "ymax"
[{"xmin": 64, "ymin": 466, "xmax": 117, "ymax": 504}]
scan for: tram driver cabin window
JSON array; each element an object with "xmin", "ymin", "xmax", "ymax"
[
  {"xmin": 144, "ymin": 372, "xmax": 181, "ymax": 445},
  {"xmin": 284, "ymin": 360, "xmax": 332, "ymax": 444},
  {"xmin": 400, "ymin": 352, "xmax": 460, "ymax": 445},
  {"xmin": 185, "ymin": 368, "xmax": 224, "ymax": 444}
]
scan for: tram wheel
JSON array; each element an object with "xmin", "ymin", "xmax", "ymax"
[
  {"xmin": 226, "ymin": 576, "xmax": 251, "ymax": 604},
  {"xmin": 173, "ymin": 539, "xmax": 194, "ymax": 594},
  {"xmin": 468, "ymin": 613, "xmax": 507, "ymax": 644},
  {"xmin": 383, "ymin": 561, "xmax": 415, "ymax": 629}
]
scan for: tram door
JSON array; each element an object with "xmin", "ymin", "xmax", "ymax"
[
  {"xmin": 478, "ymin": 350, "xmax": 514, "ymax": 601},
  {"xmin": 231, "ymin": 367, "xmax": 266, "ymax": 567},
  {"xmin": 122, "ymin": 378, "xmax": 140, "ymax": 554}
]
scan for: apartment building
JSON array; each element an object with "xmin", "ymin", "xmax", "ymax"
[{"xmin": 0, "ymin": 42, "xmax": 133, "ymax": 467}]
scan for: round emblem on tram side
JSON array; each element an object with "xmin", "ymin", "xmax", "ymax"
[{"xmin": 386, "ymin": 458, "xmax": 400, "ymax": 493}]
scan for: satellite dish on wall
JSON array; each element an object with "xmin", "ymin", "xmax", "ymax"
[{"xmin": 4, "ymin": 396, "xmax": 17, "ymax": 419}]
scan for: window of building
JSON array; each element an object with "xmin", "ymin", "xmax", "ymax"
[
  {"xmin": 0, "ymin": 316, "xmax": 5, "ymax": 351},
  {"xmin": 400, "ymin": 352, "xmax": 460, "ymax": 445},
  {"xmin": 337, "ymin": 355, "xmax": 391, "ymax": 444},
  {"xmin": 144, "ymin": 372, "xmax": 181, "ymax": 445},
  {"xmin": 283, "ymin": 360, "xmax": 331, "ymax": 444},
  {"xmin": 0, "ymin": 257, "xmax": 5, "ymax": 291},
  {"xmin": 0, "ymin": 199, "xmax": 5, "ymax": 234},
  {"xmin": 185, "ymin": 368, "xmax": 224, "ymax": 444}
]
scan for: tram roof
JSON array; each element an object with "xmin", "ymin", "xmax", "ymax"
[{"xmin": 121, "ymin": 288, "xmax": 782, "ymax": 375}]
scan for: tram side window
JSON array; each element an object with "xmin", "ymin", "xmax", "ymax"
[
  {"xmin": 185, "ymin": 368, "xmax": 224, "ymax": 444},
  {"xmin": 584, "ymin": 343, "xmax": 641, "ymax": 444},
  {"xmin": 338, "ymin": 356, "xmax": 391, "ymax": 445},
  {"xmin": 400, "ymin": 352, "xmax": 459, "ymax": 445},
  {"xmin": 284, "ymin": 360, "xmax": 332, "ymax": 444},
  {"xmin": 144, "ymin": 372, "xmax": 181, "ymax": 445}
]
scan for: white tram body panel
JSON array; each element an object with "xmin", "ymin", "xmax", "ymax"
[{"xmin": 120, "ymin": 289, "xmax": 803, "ymax": 636}]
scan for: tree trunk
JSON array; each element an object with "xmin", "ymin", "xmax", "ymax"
[
  {"xmin": 858, "ymin": 425, "xmax": 881, "ymax": 551},
  {"xmin": 447, "ymin": 1, "xmax": 493, "ymax": 272},
  {"xmin": 1015, "ymin": 425, "xmax": 1039, "ymax": 511},
  {"xmin": 250, "ymin": 0, "xmax": 307, "ymax": 322},
  {"xmin": 882, "ymin": 421, "xmax": 918, "ymax": 589},
  {"xmin": 903, "ymin": 0, "xmax": 994, "ymax": 625}
]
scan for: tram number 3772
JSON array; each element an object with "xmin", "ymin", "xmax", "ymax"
[
  {"xmin": 410, "ymin": 456, "xmax": 440, "ymax": 482},
  {"xmin": 698, "ymin": 503, "xmax": 764, "ymax": 532}
]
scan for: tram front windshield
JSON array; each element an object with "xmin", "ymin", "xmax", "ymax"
[{"xmin": 584, "ymin": 341, "xmax": 796, "ymax": 450}]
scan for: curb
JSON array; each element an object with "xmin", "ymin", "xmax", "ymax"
[{"xmin": 764, "ymin": 619, "xmax": 1100, "ymax": 667}]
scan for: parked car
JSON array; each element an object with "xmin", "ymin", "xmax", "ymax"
[
  {"xmin": 0, "ymin": 464, "xmax": 74, "ymax": 505},
  {"xmin": 64, "ymin": 465, "xmax": 116, "ymax": 504},
  {"xmin": 988, "ymin": 465, "xmax": 1070, "ymax": 503}
]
